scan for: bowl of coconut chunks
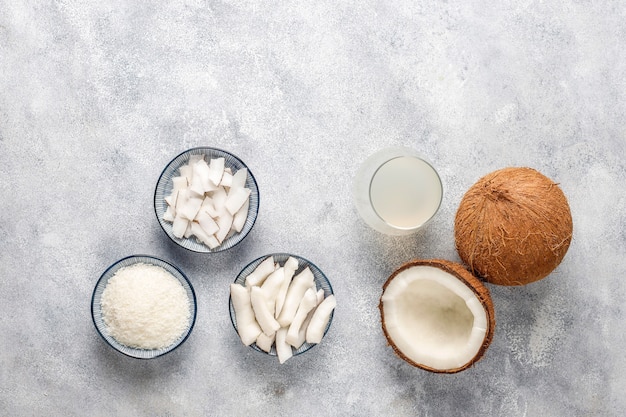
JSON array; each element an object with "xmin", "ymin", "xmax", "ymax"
[
  {"xmin": 229, "ymin": 253, "xmax": 336, "ymax": 364},
  {"xmin": 154, "ymin": 147, "xmax": 260, "ymax": 253}
]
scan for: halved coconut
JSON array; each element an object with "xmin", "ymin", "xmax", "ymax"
[{"xmin": 379, "ymin": 259, "xmax": 495, "ymax": 373}]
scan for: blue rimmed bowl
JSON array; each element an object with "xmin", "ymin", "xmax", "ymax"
[
  {"xmin": 91, "ymin": 255, "xmax": 197, "ymax": 359},
  {"xmin": 229, "ymin": 253, "xmax": 334, "ymax": 357},
  {"xmin": 154, "ymin": 147, "xmax": 260, "ymax": 253}
]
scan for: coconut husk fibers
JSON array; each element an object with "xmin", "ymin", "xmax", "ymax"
[
  {"xmin": 379, "ymin": 259, "xmax": 495, "ymax": 374},
  {"xmin": 455, "ymin": 167, "xmax": 573, "ymax": 286}
]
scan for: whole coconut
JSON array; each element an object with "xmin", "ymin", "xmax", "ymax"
[{"xmin": 454, "ymin": 167, "xmax": 573, "ymax": 286}]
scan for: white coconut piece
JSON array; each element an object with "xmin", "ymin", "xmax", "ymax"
[
  {"xmin": 380, "ymin": 264, "xmax": 491, "ymax": 372},
  {"xmin": 232, "ymin": 198, "xmax": 249, "ymax": 233},
  {"xmin": 315, "ymin": 288, "xmax": 324, "ymax": 305},
  {"xmin": 204, "ymin": 234, "xmax": 221, "ymax": 249},
  {"xmin": 208, "ymin": 157, "xmax": 225, "ymax": 186},
  {"xmin": 286, "ymin": 288, "xmax": 318, "ymax": 346},
  {"xmin": 250, "ymin": 286, "xmax": 281, "ymax": 336},
  {"xmin": 221, "ymin": 171, "xmax": 233, "ymax": 188},
  {"xmin": 214, "ymin": 211, "xmax": 234, "ymax": 243},
  {"xmin": 177, "ymin": 195, "xmax": 203, "ymax": 221},
  {"xmin": 190, "ymin": 159, "xmax": 211, "ymax": 195},
  {"xmin": 172, "ymin": 215, "xmax": 189, "ymax": 239},
  {"xmin": 164, "ymin": 191, "xmax": 178, "ymax": 210},
  {"xmin": 274, "ymin": 257, "xmax": 299, "ymax": 318},
  {"xmin": 201, "ymin": 196, "xmax": 213, "ymax": 208},
  {"xmin": 231, "ymin": 168, "xmax": 248, "ymax": 189},
  {"xmin": 275, "ymin": 328, "xmax": 293, "ymax": 364},
  {"xmin": 195, "ymin": 208, "xmax": 219, "ymax": 236},
  {"xmin": 163, "ymin": 206, "xmax": 175, "ymax": 222},
  {"xmin": 172, "ymin": 176, "xmax": 188, "ymax": 191},
  {"xmin": 277, "ymin": 267, "xmax": 315, "ymax": 327},
  {"xmin": 202, "ymin": 197, "xmax": 220, "ymax": 218},
  {"xmin": 255, "ymin": 331, "xmax": 275, "ymax": 353},
  {"xmin": 175, "ymin": 188, "xmax": 189, "ymax": 214},
  {"xmin": 190, "ymin": 222, "xmax": 214, "ymax": 247},
  {"xmin": 293, "ymin": 305, "xmax": 317, "ymax": 349},
  {"xmin": 179, "ymin": 164, "xmax": 193, "ymax": 182},
  {"xmin": 212, "ymin": 187, "xmax": 228, "ymax": 212},
  {"xmin": 225, "ymin": 187, "xmax": 252, "ymax": 216},
  {"xmin": 183, "ymin": 222, "xmax": 193, "ymax": 238},
  {"xmin": 189, "ymin": 179, "xmax": 205, "ymax": 197},
  {"xmin": 230, "ymin": 284, "xmax": 262, "ymax": 346},
  {"xmin": 306, "ymin": 295, "xmax": 336, "ymax": 344},
  {"xmin": 261, "ymin": 267, "xmax": 285, "ymax": 314},
  {"xmin": 245, "ymin": 256, "xmax": 276, "ymax": 287}
]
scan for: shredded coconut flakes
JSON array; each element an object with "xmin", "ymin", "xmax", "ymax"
[{"xmin": 101, "ymin": 263, "xmax": 191, "ymax": 350}]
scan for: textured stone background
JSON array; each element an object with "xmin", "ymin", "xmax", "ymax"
[{"xmin": 1, "ymin": 1, "xmax": 625, "ymax": 416}]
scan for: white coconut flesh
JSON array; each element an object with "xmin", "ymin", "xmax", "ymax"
[{"xmin": 381, "ymin": 266, "xmax": 488, "ymax": 371}]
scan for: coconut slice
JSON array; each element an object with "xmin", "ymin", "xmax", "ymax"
[{"xmin": 379, "ymin": 259, "xmax": 495, "ymax": 373}]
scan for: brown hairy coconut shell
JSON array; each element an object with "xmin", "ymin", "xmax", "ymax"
[
  {"xmin": 455, "ymin": 167, "xmax": 573, "ymax": 286},
  {"xmin": 379, "ymin": 259, "xmax": 495, "ymax": 373}
]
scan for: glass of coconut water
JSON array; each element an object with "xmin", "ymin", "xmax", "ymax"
[{"xmin": 353, "ymin": 147, "xmax": 443, "ymax": 235}]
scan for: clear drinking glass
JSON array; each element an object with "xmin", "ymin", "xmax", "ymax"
[{"xmin": 353, "ymin": 147, "xmax": 443, "ymax": 236}]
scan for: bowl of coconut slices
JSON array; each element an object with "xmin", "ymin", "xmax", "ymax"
[
  {"xmin": 229, "ymin": 253, "xmax": 336, "ymax": 364},
  {"xmin": 154, "ymin": 147, "xmax": 260, "ymax": 253}
]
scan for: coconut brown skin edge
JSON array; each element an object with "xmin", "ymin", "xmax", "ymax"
[
  {"xmin": 379, "ymin": 259, "xmax": 496, "ymax": 374},
  {"xmin": 454, "ymin": 167, "xmax": 573, "ymax": 286}
]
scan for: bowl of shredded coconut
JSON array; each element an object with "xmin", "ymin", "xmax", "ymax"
[{"xmin": 91, "ymin": 255, "xmax": 197, "ymax": 359}]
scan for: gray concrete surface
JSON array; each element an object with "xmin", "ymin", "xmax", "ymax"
[{"xmin": 1, "ymin": 1, "xmax": 625, "ymax": 415}]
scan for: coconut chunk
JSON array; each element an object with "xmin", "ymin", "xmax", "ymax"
[
  {"xmin": 202, "ymin": 198, "xmax": 220, "ymax": 218},
  {"xmin": 255, "ymin": 331, "xmax": 276, "ymax": 353},
  {"xmin": 305, "ymin": 295, "xmax": 336, "ymax": 344},
  {"xmin": 177, "ymin": 195, "xmax": 203, "ymax": 221},
  {"xmin": 204, "ymin": 234, "xmax": 221, "ymax": 249},
  {"xmin": 261, "ymin": 267, "xmax": 285, "ymax": 314},
  {"xmin": 245, "ymin": 256, "xmax": 276, "ymax": 287},
  {"xmin": 250, "ymin": 286, "xmax": 281, "ymax": 336},
  {"xmin": 195, "ymin": 208, "xmax": 219, "ymax": 236},
  {"xmin": 286, "ymin": 288, "xmax": 318, "ymax": 346},
  {"xmin": 183, "ymin": 222, "xmax": 193, "ymax": 238},
  {"xmin": 163, "ymin": 206, "xmax": 175, "ymax": 222},
  {"xmin": 190, "ymin": 159, "xmax": 212, "ymax": 194},
  {"xmin": 225, "ymin": 187, "xmax": 252, "ymax": 216},
  {"xmin": 231, "ymin": 168, "xmax": 248, "ymax": 189},
  {"xmin": 212, "ymin": 187, "xmax": 228, "ymax": 212},
  {"xmin": 179, "ymin": 164, "xmax": 193, "ymax": 182},
  {"xmin": 230, "ymin": 283, "xmax": 262, "ymax": 346},
  {"xmin": 172, "ymin": 215, "xmax": 189, "ymax": 239},
  {"xmin": 214, "ymin": 211, "xmax": 234, "ymax": 243},
  {"xmin": 208, "ymin": 157, "xmax": 225, "ymax": 186},
  {"xmin": 221, "ymin": 171, "xmax": 233, "ymax": 188},
  {"xmin": 274, "ymin": 257, "xmax": 298, "ymax": 318},
  {"xmin": 275, "ymin": 328, "xmax": 293, "ymax": 364},
  {"xmin": 171, "ymin": 176, "xmax": 188, "ymax": 191},
  {"xmin": 277, "ymin": 267, "xmax": 315, "ymax": 327},
  {"xmin": 232, "ymin": 199, "xmax": 249, "ymax": 233}
]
